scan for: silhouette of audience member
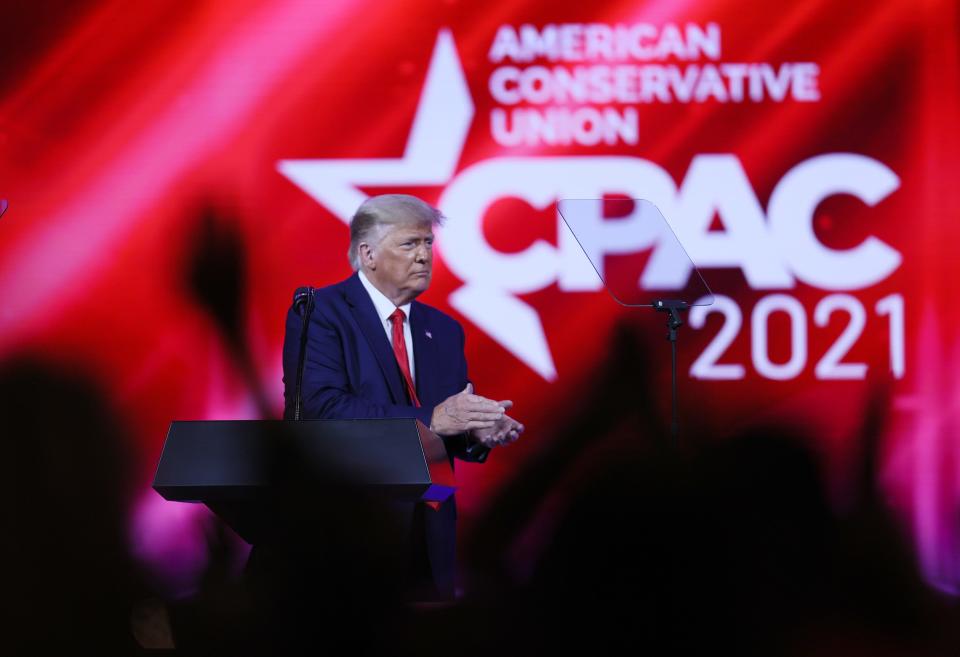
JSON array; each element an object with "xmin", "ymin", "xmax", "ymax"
[{"xmin": 1, "ymin": 359, "xmax": 151, "ymax": 655}]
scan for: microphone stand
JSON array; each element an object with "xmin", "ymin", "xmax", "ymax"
[{"xmin": 293, "ymin": 287, "xmax": 315, "ymax": 421}]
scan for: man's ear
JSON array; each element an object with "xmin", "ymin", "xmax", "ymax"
[{"xmin": 359, "ymin": 242, "xmax": 376, "ymax": 270}]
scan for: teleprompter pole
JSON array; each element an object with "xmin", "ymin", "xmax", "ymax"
[{"xmin": 653, "ymin": 299, "xmax": 688, "ymax": 441}]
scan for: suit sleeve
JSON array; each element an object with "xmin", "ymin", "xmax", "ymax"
[{"xmin": 282, "ymin": 304, "xmax": 433, "ymax": 426}]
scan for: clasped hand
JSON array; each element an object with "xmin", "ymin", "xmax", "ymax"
[{"xmin": 430, "ymin": 384, "xmax": 525, "ymax": 448}]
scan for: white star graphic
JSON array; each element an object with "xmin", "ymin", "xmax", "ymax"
[{"xmin": 278, "ymin": 29, "xmax": 559, "ymax": 381}]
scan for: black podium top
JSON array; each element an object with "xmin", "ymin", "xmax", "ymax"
[{"xmin": 153, "ymin": 418, "xmax": 455, "ymax": 504}]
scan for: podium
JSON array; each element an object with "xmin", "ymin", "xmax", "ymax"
[{"xmin": 153, "ymin": 418, "xmax": 455, "ymax": 545}]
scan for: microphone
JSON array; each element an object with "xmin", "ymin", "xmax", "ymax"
[
  {"xmin": 293, "ymin": 286, "xmax": 313, "ymax": 312},
  {"xmin": 0, "ymin": 199, "xmax": 8, "ymax": 219},
  {"xmin": 292, "ymin": 287, "xmax": 315, "ymax": 420}
]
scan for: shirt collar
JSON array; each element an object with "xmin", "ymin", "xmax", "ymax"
[{"xmin": 358, "ymin": 270, "xmax": 412, "ymax": 324}]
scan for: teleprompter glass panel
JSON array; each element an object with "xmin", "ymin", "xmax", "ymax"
[{"xmin": 557, "ymin": 198, "xmax": 714, "ymax": 308}]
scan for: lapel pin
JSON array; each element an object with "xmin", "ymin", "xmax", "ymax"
[{"xmin": 425, "ymin": 331, "xmax": 433, "ymax": 339}]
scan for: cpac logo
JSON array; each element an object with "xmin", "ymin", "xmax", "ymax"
[{"xmin": 278, "ymin": 30, "xmax": 901, "ymax": 381}]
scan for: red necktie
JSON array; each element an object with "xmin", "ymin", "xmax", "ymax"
[
  {"xmin": 389, "ymin": 309, "xmax": 420, "ymax": 407},
  {"xmin": 391, "ymin": 309, "xmax": 442, "ymax": 511}
]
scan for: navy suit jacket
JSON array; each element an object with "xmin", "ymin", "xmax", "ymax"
[
  {"xmin": 280, "ymin": 272, "xmax": 487, "ymax": 596},
  {"xmin": 281, "ymin": 272, "xmax": 488, "ymax": 462}
]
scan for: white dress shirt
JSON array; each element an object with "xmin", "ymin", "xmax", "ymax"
[{"xmin": 358, "ymin": 270, "xmax": 416, "ymax": 383}]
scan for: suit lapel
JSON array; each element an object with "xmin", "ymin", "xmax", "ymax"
[
  {"xmin": 409, "ymin": 301, "xmax": 437, "ymax": 405},
  {"xmin": 342, "ymin": 273, "xmax": 406, "ymax": 404}
]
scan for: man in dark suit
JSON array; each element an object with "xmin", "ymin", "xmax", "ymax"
[{"xmin": 282, "ymin": 194, "xmax": 523, "ymax": 598}]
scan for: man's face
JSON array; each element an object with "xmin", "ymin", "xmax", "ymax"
[{"xmin": 365, "ymin": 221, "xmax": 434, "ymax": 305}]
